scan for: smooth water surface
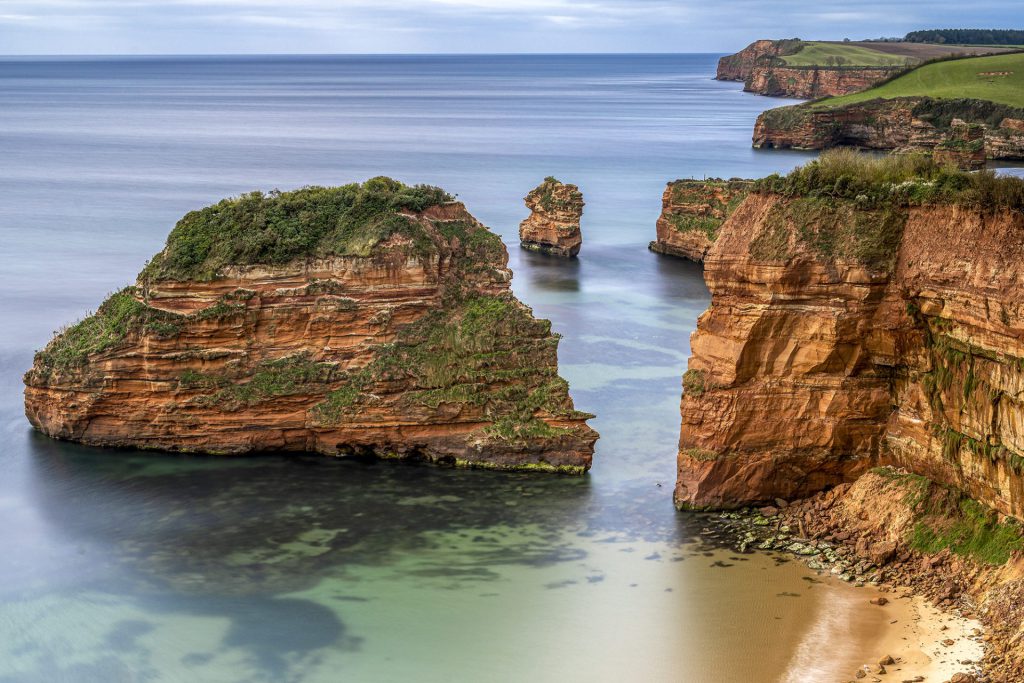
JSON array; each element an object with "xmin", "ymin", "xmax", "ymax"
[{"xmin": 0, "ymin": 55, "xmax": 895, "ymax": 682}]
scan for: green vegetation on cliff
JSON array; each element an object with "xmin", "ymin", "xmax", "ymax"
[
  {"xmin": 32, "ymin": 287, "xmax": 182, "ymax": 373},
  {"xmin": 815, "ymin": 52, "xmax": 1024, "ymax": 109},
  {"xmin": 143, "ymin": 178, "xmax": 456, "ymax": 281},
  {"xmin": 314, "ymin": 294, "xmax": 589, "ymax": 443},
  {"xmin": 755, "ymin": 149, "xmax": 1024, "ymax": 211},
  {"xmin": 875, "ymin": 467, "xmax": 1024, "ymax": 565},
  {"xmin": 181, "ymin": 355, "xmax": 341, "ymax": 410},
  {"xmin": 666, "ymin": 180, "xmax": 750, "ymax": 241},
  {"xmin": 750, "ymin": 151, "xmax": 1024, "ymax": 269},
  {"xmin": 780, "ymin": 42, "xmax": 911, "ymax": 67}
]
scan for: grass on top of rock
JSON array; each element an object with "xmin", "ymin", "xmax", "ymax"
[
  {"xmin": 666, "ymin": 180, "xmax": 750, "ymax": 240},
  {"xmin": 32, "ymin": 287, "xmax": 183, "ymax": 374},
  {"xmin": 314, "ymin": 294, "xmax": 589, "ymax": 443},
  {"xmin": 811, "ymin": 51, "xmax": 1024, "ymax": 109},
  {"xmin": 529, "ymin": 177, "xmax": 583, "ymax": 214},
  {"xmin": 779, "ymin": 41, "xmax": 913, "ymax": 68},
  {"xmin": 143, "ymin": 177, "xmax": 455, "ymax": 281},
  {"xmin": 755, "ymin": 149, "xmax": 1024, "ymax": 212},
  {"xmin": 873, "ymin": 467, "xmax": 1024, "ymax": 565}
]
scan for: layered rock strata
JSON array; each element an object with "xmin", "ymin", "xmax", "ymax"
[
  {"xmin": 746, "ymin": 64, "xmax": 903, "ymax": 100},
  {"xmin": 519, "ymin": 177, "xmax": 585, "ymax": 257},
  {"xmin": 753, "ymin": 97, "xmax": 1024, "ymax": 164},
  {"xmin": 716, "ymin": 39, "xmax": 797, "ymax": 82},
  {"xmin": 648, "ymin": 179, "xmax": 751, "ymax": 263},
  {"xmin": 716, "ymin": 39, "xmax": 903, "ymax": 99},
  {"xmin": 674, "ymin": 166, "xmax": 1024, "ymax": 516},
  {"xmin": 24, "ymin": 179, "xmax": 598, "ymax": 472}
]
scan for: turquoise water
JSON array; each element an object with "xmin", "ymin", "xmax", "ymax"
[{"xmin": 0, "ymin": 55, "xmax": 899, "ymax": 682}]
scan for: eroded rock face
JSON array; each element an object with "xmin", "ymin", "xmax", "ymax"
[
  {"xmin": 24, "ymin": 179, "xmax": 598, "ymax": 472},
  {"xmin": 716, "ymin": 39, "xmax": 901, "ymax": 99},
  {"xmin": 519, "ymin": 177, "xmax": 584, "ymax": 257},
  {"xmin": 746, "ymin": 65, "xmax": 902, "ymax": 99},
  {"xmin": 648, "ymin": 179, "xmax": 751, "ymax": 263},
  {"xmin": 675, "ymin": 189, "xmax": 1024, "ymax": 516},
  {"xmin": 753, "ymin": 97, "xmax": 1024, "ymax": 164},
  {"xmin": 716, "ymin": 39, "xmax": 793, "ymax": 82}
]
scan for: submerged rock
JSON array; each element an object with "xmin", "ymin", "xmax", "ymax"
[
  {"xmin": 24, "ymin": 178, "xmax": 598, "ymax": 472},
  {"xmin": 519, "ymin": 177, "xmax": 584, "ymax": 257}
]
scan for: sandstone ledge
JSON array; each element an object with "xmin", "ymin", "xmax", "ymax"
[
  {"xmin": 753, "ymin": 97, "xmax": 1024, "ymax": 166},
  {"xmin": 648, "ymin": 179, "xmax": 751, "ymax": 263}
]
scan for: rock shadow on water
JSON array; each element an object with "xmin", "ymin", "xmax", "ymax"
[
  {"xmin": 21, "ymin": 435, "xmax": 600, "ymax": 597},
  {"xmin": 518, "ymin": 248, "xmax": 582, "ymax": 292}
]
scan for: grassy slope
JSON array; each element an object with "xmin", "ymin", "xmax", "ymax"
[
  {"xmin": 815, "ymin": 52, "xmax": 1024, "ymax": 109},
  {"xmin": 781, "ymin": 41, "xmax": 911, "ymax": 67}
]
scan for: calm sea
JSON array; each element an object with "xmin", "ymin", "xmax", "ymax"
[{"xmin": 0, "ymin": 54, "xmax": 898, "ymax": 682}]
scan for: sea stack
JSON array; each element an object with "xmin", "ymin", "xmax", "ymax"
[
  {"xmin": 519, "ymin": 177, "xmax": 584, "ymax": 257},
  {"xmin": 24, "ymin": 178, "xmax": 598, "ymax": 472}
]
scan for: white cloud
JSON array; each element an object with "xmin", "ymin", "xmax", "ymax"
[{"xmin": 0, "ymin": 0, "xmax": 1017, "ymax": 54}]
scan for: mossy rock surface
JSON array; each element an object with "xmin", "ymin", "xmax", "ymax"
[{"xmin": 143, "ymin": 178, "xmax": 459, "ymax": 282}]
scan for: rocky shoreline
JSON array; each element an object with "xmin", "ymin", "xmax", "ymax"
[{"xmin": 705, "ymin": 471, "xmax": 1014, "ymax": 682}]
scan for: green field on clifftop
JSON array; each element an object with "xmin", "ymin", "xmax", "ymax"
[
  {"xmin": 780, "ymin": 42, "xmax": 911, "ymax": 67},
  {"xmin": 815, "ymin": 52, "xmax": 1024, "ymax": 108}
]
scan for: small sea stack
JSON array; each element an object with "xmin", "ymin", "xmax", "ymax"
[{"xmin": 519, "ymin": 177, "xmax": 584, "ymax": 257}]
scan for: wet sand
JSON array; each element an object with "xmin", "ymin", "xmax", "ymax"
[{"xmin": 780, "ymin": 580, "xmax": 983, "ymax": 682}]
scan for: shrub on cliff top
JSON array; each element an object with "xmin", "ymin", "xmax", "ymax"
[
  {"xmin": 143, "ymin": 178, "xmax": 455, "ymax": 281},
  {"xmin": 755, "ymin": 148, "xmax": 1024, "ymax": 211}
]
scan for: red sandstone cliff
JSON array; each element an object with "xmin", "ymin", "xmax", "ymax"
[
  {"xmin": 675, "ymin": 165, "xmax": 1024, "ymax": 516},
  {"xmin": 24, "ymin": 180, "xmax": 597, "ymax": 472},
  {"xmin": 519, "ymin": 177, "xmax": 585, "ymax": 257},
  {"xmin": 648, "ymin": 179, "xmax": 751, "ymax": 263},
  {"xmin": 672, "ymin": 157, "xmax": 1024, "ymax": 680},
  {"xmin": 753, "ymin": 97, "xmax": 1024, "ymax": 166},
  {"xmin": 746, "ymin": 64, "xmax": 903, "ymax": 99},
  {"xmin": 716, "ymin": 39, "xmax": 902, "ymax": 99},
  {"xmin": 716, "ymin": 39, "xmax": 797, "ymax": 82}
]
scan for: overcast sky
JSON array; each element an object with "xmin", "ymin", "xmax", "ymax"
[{"xmin": 0, "ymin": 0, "xmax": 1020, "ymax": 54}]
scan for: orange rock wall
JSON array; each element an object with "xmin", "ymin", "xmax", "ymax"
[
  {"xmin": 745, "ymin": 65, "xmax": 902, "ymax": 99},
  {"xmin": 753, "ymin": 98, "xmax": 1024, "ymax": 163},
  {"xmin": 675, "ymin": 194, "xmax": 1024, "ymax": 518}
]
